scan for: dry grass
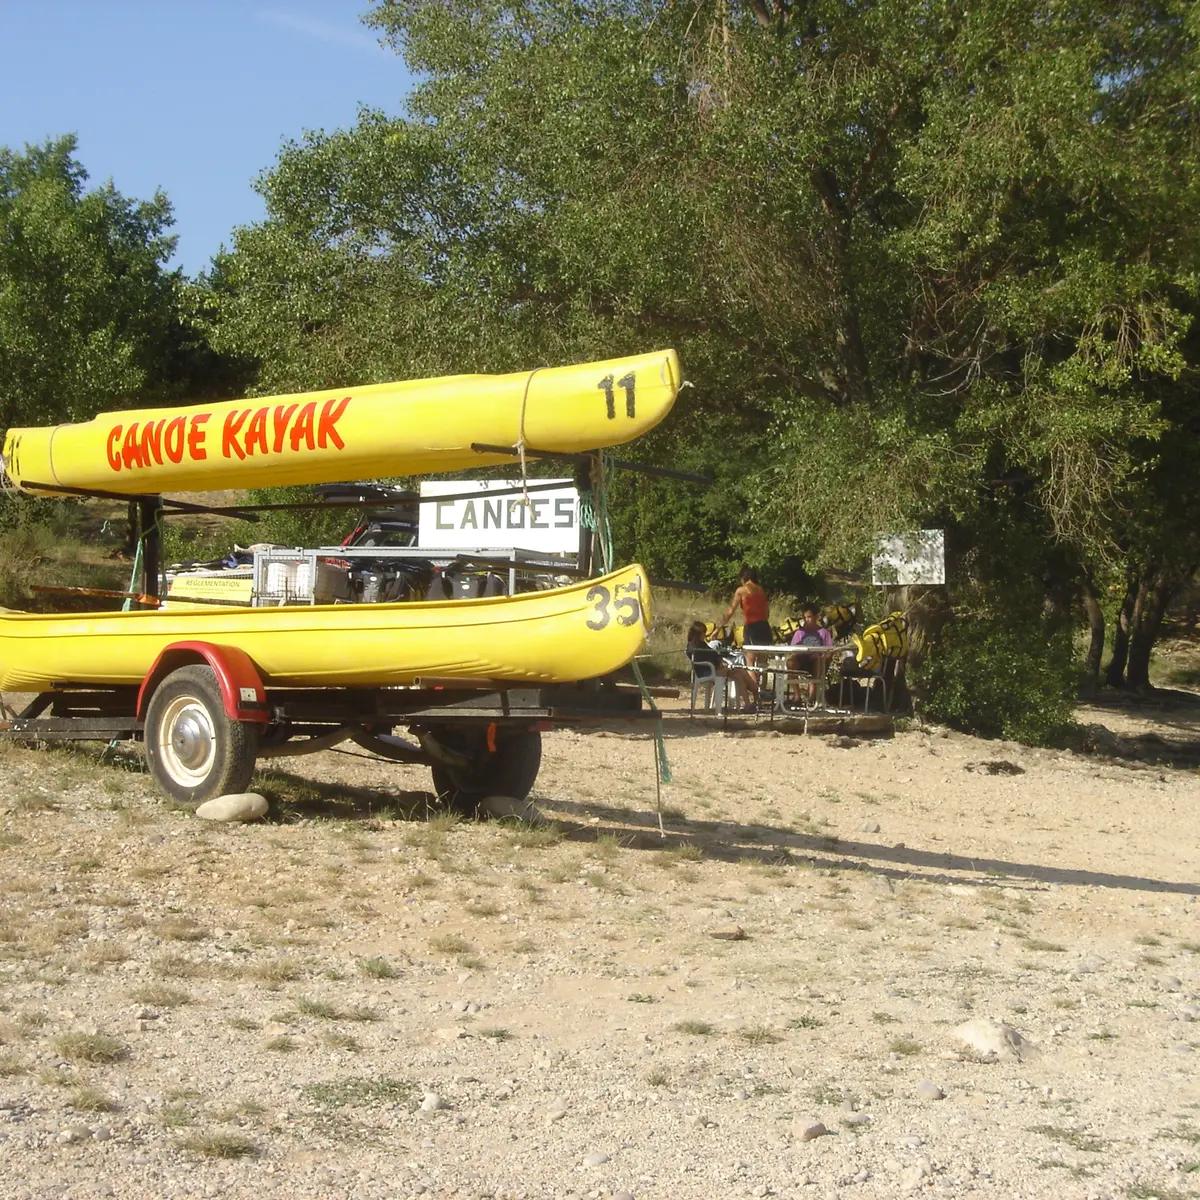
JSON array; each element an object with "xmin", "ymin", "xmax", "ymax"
[
  {"xmin": 68, "ymin": 1085, "xmax": 117, "ymax": 1112},
  {"xmin": 129, "ymin": 983, "xmax": 192, "ymax": 1008},
  {"xmin": 53, "ymin": 1032, "xmax": 128, "ymax": 1064},
  {"xmin": 177, "ymin": 1131, "xmax": 257, "ymax": 1159}
]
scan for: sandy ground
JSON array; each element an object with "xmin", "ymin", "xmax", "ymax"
[{"xmin": 0, "ymin": 705, "xmax": 1198, "ymax": 1200}]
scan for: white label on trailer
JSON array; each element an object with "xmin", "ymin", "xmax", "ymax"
[
  {"xmin": 418, "ymin": 479, "xmax": 579, "ymax": 554},
  {"xmin": 239, "ymin": 687, "xmax": 257, "ymax": 703}
]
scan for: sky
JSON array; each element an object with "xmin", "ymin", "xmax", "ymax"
[{"xmin": 0, "ymin": 0, "xmax": 414, "ymax": 276}]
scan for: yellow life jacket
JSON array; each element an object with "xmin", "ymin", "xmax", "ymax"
[{"xmin": 853, "ymin": 612, "xmax": 908, "ymax": 668}]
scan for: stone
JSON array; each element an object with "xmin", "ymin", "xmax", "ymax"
[
  {"xmin": 195, "ymin": 792, "xmax": 268, "ymax": 822},
  {"xmin": 582, "ymin": 1151, "xmax": 611, "ymax": 1167},
  {"xmin": 91, "ymin": 1126, "xmax": 112, "ymax": 1141},
  {"xmin": 1178, "ymin": 1003, "xmax": 1200, "ymax": 1022},
  {"xmin": 914, "ymin": 1081, "xmax": 945, "ymax": 1101},
  {"xmin": 613, "ymin": 1193, "xmax": 635, "ymax": 1200},
  {"xmin": 434, "ymin": 1026, "xmax": 468, "ymax": 1041},
  {"xmin": 861, "ymin": 822, "xmax": 882, "ymax": 833},
  {"xmin": 953, "ymin": 1018, "xmax": 1037, "ymax": 1062},
  {"xmin": 419, "ymin": 1093, "xmax": 447, "ymax": 1112},
  {"xmin": 843, "ymin": 1112, "xmax": 872, "ymax": 1127},
  {"xmin": 1161, "ymin": 975, "xmax": 1183, "ymax": 992},
  {"xmin": 899, "ymin": 1162, "xmax": 929, "ymax": 1191},
  {"xmin": 796, "ymin": 1121, "xmax": 828, "ymax": 1142},
  {"xmin": 707, "ymin": 926, "xmax": 747, "ymax": 941},
  {"xmin": 481, "ymin": 795, "xmax": 548, "ymax": 823}
]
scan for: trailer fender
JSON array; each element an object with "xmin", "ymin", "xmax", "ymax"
[{"xmin": 137, "ymin": 642, "xmax": 269, "ymax": 724}]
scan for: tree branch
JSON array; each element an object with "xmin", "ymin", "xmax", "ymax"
[{"xmin": 810, "ymin": 165, "xmax": 873, "ymax": 406}]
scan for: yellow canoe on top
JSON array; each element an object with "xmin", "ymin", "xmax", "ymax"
[
  {"xmin": 1, "ymin": 349, "xmax": 681, "ymax": 495},
  {"xmin": 0, "ymin": 564, "xmax": 652, "ymax": 693}
]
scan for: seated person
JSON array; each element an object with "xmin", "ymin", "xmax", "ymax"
[
  {"xmin": 786, "ymin": 605, "xmax": 834, "ymax": 702},
  {"xmin": 686, "ymin": 620, "xmax": 759, "ymax": 709}
]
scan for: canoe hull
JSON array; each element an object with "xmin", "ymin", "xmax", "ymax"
[
  {"xmin": 2, "ymin": 350, "xmax": 681, "ymax": 495},
  {"xmin": 0, "ymin": 565, "xmax": 653, "ymax": 693}
]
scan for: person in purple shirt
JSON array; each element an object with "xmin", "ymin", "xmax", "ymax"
[{"xmin": 786, "ymin": 606, "xmax": 833, "ymax": 703}]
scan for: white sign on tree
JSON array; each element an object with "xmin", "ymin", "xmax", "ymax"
[
  {"xmin": 418, "ymin": 479, "xmax": 579, "ymax": 554},
  {"xmin": 872, "ymin": 530, "xmax": 946, "ymax": 586}
]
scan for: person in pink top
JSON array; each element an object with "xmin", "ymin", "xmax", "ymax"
[{"xmin": 787, "ymin": 605, "xmax": 833, "ymax": 703}]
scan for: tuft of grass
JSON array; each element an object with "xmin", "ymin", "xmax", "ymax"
[
  {"xmin": 227, "ymin": 1016, "xmax": 260, "ymax": 1032},
  {"xmin": 293, "ymin": 996, "xmax": 341, "ymax": 1020},
  {"xmin": 890, "ymin": 1038, "xmax": 923, "ymax": 1057},
  {"xmin": 177, "ymin": 1132, "xmax": 257, "ymax": 1159},
  {"xmin": 1030, "ymin": 1124, "xmax": 1108, "ymax": 1153},
  {"xmin": 1024, "ymin": 939, "xmax": 1067, "ymax": 952},
  {"xmin": 1134, "ymin": 935, "xmax": 1162, "ymax": 947},
  {"xmin": 265, "ymin": 1035, "xmax": 298, "ymax": 1052},
  {"xmin": 250, "ymin": 958, "xmax": 302, "ymax": 983},
  {"xmin": 739, "ymin": 1026, "xmax": 783, "ymax": 1046},
  {"xmin": 156, "ymin": 919, "xmax": 209, "ymax": 942},
  {"xmin": 53, "ymin": 1032, "xmax": 127, "ymax": 1064},
  {"xmin": 428, "ymin": 933, "xmax": 470, "ymax": 955},
  {"xmin": 160, "ymin": 1100, "xmax": 198, "ymax": 1128},
  {"xmin": 647, "ymin": 1067, "xmax": 671, "ymax": 1087},
  {"xmin": 672, "ymin": 1020, "xmax": 716, "ymax": 1036},
  {"xmin": 358, "ymin": 956, "xmax": 399, "ymax": 979},
  {"xmin": 627, "ymin": 993, "xmax": 657, "ymax": 1004},
  {"xmin": 503, "ymin": 820, "xmax": 562, "ymax": 849},
  {"xmin": 129, "ymin": 983, "xmax": 191, "ymax": 1008},
  {"xmin": 322, "ymin": 1032, "xmax": 361, "ymax": 1051},
  {"xmin": 151, "ymin": 953, "xmax": 201, "ymax": 979},
  {"xmin": 0, "ymin": 1053, "xmax": 27, "ymax": 1077},
  {"xmin": 788, "ymin": 1014, "xmax": 824, "ymax": 1030},
  {"xmin": 68, "ymin": 1085, "xmax": 116, "ymax": 1112},
  {"xmin": 302, "ymin": 1076, "xmax": 418, "ymax": 1109},
  {"xmin": 872, "ymin": 1012, "xmax": 900, "ymax": 1025},
  {"xmin": 480, "ymin": 1027, "xmax": 512, "ymax": 1041}
]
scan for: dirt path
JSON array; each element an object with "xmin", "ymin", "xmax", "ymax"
[{"xmin": 0, "ymin": 712, "xmax": 1197, "ymax": 1200}]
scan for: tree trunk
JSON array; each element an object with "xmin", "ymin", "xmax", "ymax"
[
  {"xmin": 1081, "ymin": 578, "xmax": 1105, "ymax": 696},
  {"xmin": 1105, "ymin": 572, "xmax": 1138, "ymax": 688},
  {"xmin": 881, "ymin": 584, "xmax": 952, "ymax": 713},
  {"xmin": 1126, "ymin": 569, "xmax": 1179, "ymax": 692}
]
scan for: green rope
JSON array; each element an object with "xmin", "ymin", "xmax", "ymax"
[{"xmin": 121, "ymin": 536, "xmax": 144, "ymax": 613}]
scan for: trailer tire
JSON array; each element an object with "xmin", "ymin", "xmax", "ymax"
[
  {"xmin": 145, "ymin": 664, "xmax": 260, "ymax": 806},
  {"xmin": 429, "ymin": 728, "xmax": 542, "ymax": 815}
]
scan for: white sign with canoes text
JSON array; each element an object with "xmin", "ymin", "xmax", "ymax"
[{"xmin": 418, "ymin": 479, "xmax": 580, "ymax": 554}]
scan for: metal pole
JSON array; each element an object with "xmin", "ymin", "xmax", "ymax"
[{"xmin": 138, "ymin": 496, "xmax": 164, "ymax": 609}]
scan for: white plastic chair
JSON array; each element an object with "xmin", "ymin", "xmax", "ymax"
[{"xmin": 689, "ymin": 660, "xmax": 727, "ymax": 716}]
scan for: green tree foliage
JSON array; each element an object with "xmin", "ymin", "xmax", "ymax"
[
  {"xmin": 0, "ymin": 136, "xmax": 244, "ymax": 433},
  {"xmin": 205, "ymin": 0, "xmax": 1199, "ymax": 713}
]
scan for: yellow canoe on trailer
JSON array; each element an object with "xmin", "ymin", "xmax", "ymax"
[
  {"xmin": 0, "ymin": 563, "xmax": 652, "ymax": 694},
  {"xmin": 1, "ymin": 349, "xmax": 681, "ymax": 494}
]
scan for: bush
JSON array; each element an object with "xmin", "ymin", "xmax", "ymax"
[{"xmin": 914, "ymin": 612, "xmax": 1077, "ymax": 746}]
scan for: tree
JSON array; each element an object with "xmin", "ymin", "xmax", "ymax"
[
  {"xmin": 207, "ymin": 1, "xmax": 1199, "ymax": 706},
  {"xmin": 0, "ymin": 135, "xmax": 238, "ymax": 435}
]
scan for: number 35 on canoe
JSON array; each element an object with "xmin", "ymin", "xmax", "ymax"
[{"xmin": 1, "ymin": 350, "xmax": 683, "ymax": 495}]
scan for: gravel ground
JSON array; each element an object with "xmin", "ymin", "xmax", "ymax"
[{"xmin": 0, "ymin": 704, "xmax": 1198, "ymax": 1200}]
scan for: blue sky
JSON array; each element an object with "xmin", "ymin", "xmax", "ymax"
[{"xmin": 0, "ymin": 1, "xmax": 413, "ymax": 276}]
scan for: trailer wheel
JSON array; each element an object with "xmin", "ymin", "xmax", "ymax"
[
  {"xmin": 145, "ymin": 664, "xmax": 259, "ymax": 806},
  {"xmin": 429, "ymin": 728, "xmax": 542, "ymax": 814}
]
